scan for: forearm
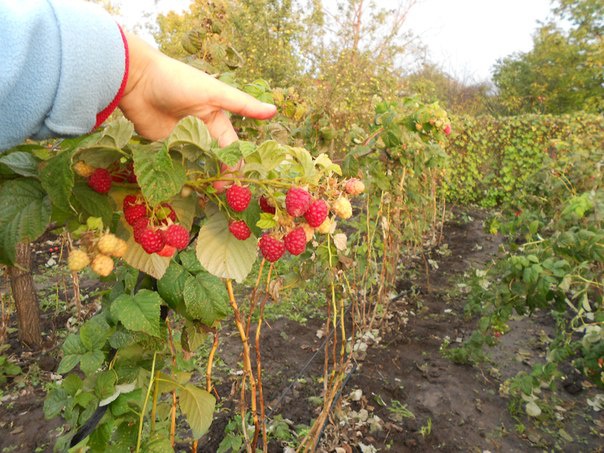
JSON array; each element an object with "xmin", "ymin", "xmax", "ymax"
[{"xmin": 0, "ymin": 0, "xmax": 127, "ymax": 151}]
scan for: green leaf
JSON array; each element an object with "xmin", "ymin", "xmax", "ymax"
[
  {"xmin": 195, "ymin": 209, "xmax": 257, "ymax": 283},
  {"xmin": 110, "ymin": 290, "xmax": 162, "ymax": 337},
  {"xmin": 57, "ymin": 334, "xmax": 86, "ymax": 374},
  {"xmin": 183, "ymin": 272, "xmax": 229, "ymax": 326},
  {"xmin": 177, "ymin": 383, "xmax": 216, "ymax": 439},
  {"xmin": 179, "ymin": 250, "xmax": 204, "ymax": 274},
  {"xmin": 95, "ymin": 370, "xmax": 118, "ymax": 400},
  {"xmin": 39, "ymin": 149, "xmax": 75, "ymax": 213},
  {"xmin": 167, "ymin": 116, "xmax": 213, "ymax": 160},
  {"xmin": 0, "ymin": 179, "xmax": 51, "ymax": 263},
  {"xmin": 157, "ymin": 262, "xmax": 189, "ymax": 312},
  {"xmin": 256, "ymin": 212, "xmax": 277, "ymax": 230},
  {"xmin": 72, "ymin": 182, "xmax": 115, "ymax": 225},
  {"xmin": 213, "ymin": 141, "xmax": 243, "ymax": 167},
  {"xmin": 0, "ymin": 152, "xmax": 40, "ymax": 177},
  {"xmin": 133, "ymin": 144, "xmax": 186, "ymax": 207},
  {"xmin": 80, "ymin": 315, "xmax": 112, "ymax": 351},
  {"xmin": 244, "ymin": 141, "xmax": 285, "ymax": 177},
  {"xmin": 44, "ymin": 388, "xmax": 68, "ymax": 419},
  {"xmin": 79, "ymin": 350, "xmax": 105, "ymax": 376},
  {"xmin": 98, "ymin": 117, "xmax": 135, "ymax": 149}
]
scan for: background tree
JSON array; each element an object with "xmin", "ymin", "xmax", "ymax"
[{"xmin": 492, "ymin": 0, "xmax": 603, "ymax": 114}]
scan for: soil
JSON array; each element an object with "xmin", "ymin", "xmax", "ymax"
[{"xmin": 1, "ymin": 209, "xmax": 602, "ymax": 452}]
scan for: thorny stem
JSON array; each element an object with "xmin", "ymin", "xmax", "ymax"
[
  {"xmin": 166, "ymin": 318, "xmax": 178, "ymax": 448},
  {"xmin": 206, "ymin": 330, "xmax": 220, "ymax": 393},
  {"xmin": 226, "ymin": 279, "xmax": 258, "ymax": 452},
  {"xmin": 246, "ymin": 259, "xmax": 266, "ymax": 338}
]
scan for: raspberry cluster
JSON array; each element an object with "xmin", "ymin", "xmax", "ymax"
[
  {"xmin": 222, "ymin": 180, "xmax": 364, "ymax": 263},
  {"xmin": 74, "ymin": 160, "xmax": 138, "ymax": 195},
  {"xmin": 123, "ymin": 195, "xmax": 190, "ymax": 258},
  {"xmin": 68, "ymin": 232, "xmax": 128, "ymax": 277}
]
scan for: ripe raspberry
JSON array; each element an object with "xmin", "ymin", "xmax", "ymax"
[
  {"xmin": 285, "ymin": 187, "xmax": 311, "ymax": 217},
  {"xmin": 97, "ymin": 233, "xmax": 119, "ymax": 255},
  {"xmin": 112, "ymin": 238, "xmax": 128, "ymax": 258},
  {"xmin": 124, "ymin": 203, "xmax": 147, "ymax": 225},
  {"xmin": 304, "ymin": 199, "xmax": 329, "ymax": 227},
  {"xmin": 332, "ymin": 197, "xmax": 353, "ymax": 219},
  {"xmin": 157, "ymin": 244, "xmax": 177, "ymax": 258},
  {"xmin": 226, "ymin": 185, "xmax": 252, "ymax": 212},
  {"xmin": 258, "ymin": 235, "xmax": 285, "ymax": 262},
  {"xmin": 91, "ymin": 254, "xmax": 114, "ymax": 277},
  {"xmin": 123, "ymin": 194, "xmax": 138, "ymax": 209},
  {"xmin": 443, "ymin": 123, "xmax": 452, "ymax": 136},
  {"xmin": 229, "ymin": 220, "xmax": 252, "ymax": 240},
  {"xmin": 345, "ymin": 178, "xmax": 365, "ymax": 196},
  {"xmin": 68, "ymin": 249, "xmax": 90, "ymax": 272},
  {"xmin": 87, "ymin": 168, "xmax": 112, "ymax": 194},
  {"xmin": 163, "ymin": 224, "xmax": 189, "ymax": 250},
  {"xmin": 138, "ymin": 228, "xmax": 165, "ymax": 254},
  {"xmin": 73, "ymin": 161, "xmax": 95, "ymax": 178},
  {"xmin": 132, "ymin": 217, "xmax": 150, "ymax": 243},
  {"xmin": 284, "ymin": 227, "xmax": 307, "ymax": 255},
  {"xmin": 259, "ymin": 195, "xmax": 276, "ymax": 214}
]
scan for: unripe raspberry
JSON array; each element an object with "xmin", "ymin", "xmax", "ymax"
[
  {"xmin": 259, "ymin": 195, "xmax": 276, "ymax": 214},
  {"xmin": 91, "ymin": 254, "xmax": 114, "ymax": 277},
  {"xmin": 258, "ymin": 235, "xmax": 285, "ymax": 262},
  {"xmin": 157, "ymin": 203, "xmax": 177, "ymax": 224},
  {"xmin": 73, "ymin": 161, "xmax": 95, "ymax": 178},
  {"xmin": 285, "ymin": 187, "xmax": 311, "ymax": 217},
  {"xmin": 317, "ymin": 217, "xmax": 336, "ymax": 234},
  {"xmin": 229, "ymin": 220, "xmax": 252, "ymax": 241},
  {"xmin": 304, "ymin": 199, "xmax": 329, "ymax": 227},
  {"xmin": 111, "ymin": 238, "xmax": 128, "ymax": 258},
  {"xmin": 226, "ymin": 184, "xmax": 252, "ymax": 212},
  {"xmin": 284, "ymin": 227, "xmax": 307, "ymax": 255},
  {"xmin": 87, "ymin": 168, "xmax": 112, "ymax": 194},
  {"xmin": 300, "ymin": 223, "xmax": 315, "ymax": 242},
  {"xmin": 345, "ymin": 178, "xmax": 365, "ymax": 196},
  {"xmin": 97, "ymin": 233, "xmax": 119, "ymax": 255},
  {"xmin": 332, "ymin": 197, "xmax": 353, "ymax": 219},
  {"xmin": 180, "ymin": 185, "xmax": 193, "ymax": 198},
  {"xmin": 68, "ymin": 249, "xmax": 90, "ymax": 272}
]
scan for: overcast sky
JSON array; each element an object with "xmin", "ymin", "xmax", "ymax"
[{"xmin": 118, "ymin": 0, "xmax": 554, "ymax": 82}]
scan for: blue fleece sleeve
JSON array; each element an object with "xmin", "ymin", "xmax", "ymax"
[{"xmin": 0, "ymin": 0, "xmax": 127, "ymax": 151}]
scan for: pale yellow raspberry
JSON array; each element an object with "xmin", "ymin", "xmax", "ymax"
[
  {"xmin": 73, "ymin": 161, "xmax": 96, "ymax": 178},
  {"xmin": 332, "ymin": 197, "xmax": 353, "ymax": 219},
  {"xmin": 68, "ymin": 249, "xmax": 90, "ymax": 272},
  {"xmin": 97, "ymin": 233, "xmax": 119, "ymax": 256},
  {"xmin": 91, "ymin": 254, "xmax": 114, "ymax": 277},
  {"xmin": 111, "ymin": 238, "xmax": 128, "ymax": 258}
]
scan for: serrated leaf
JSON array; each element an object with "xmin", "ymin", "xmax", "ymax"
[
  {"xmin": 244, "ymin": 141, "xmax": 286, "ymax": 177},
  {"xmin": 57, "ymin": 334, "xmax": 87, "ymax": 374},
  {"xmin": 95, "ymin": 370, "xmax": 118, "ymax": 400},
  {"xmin": 80, "ymin": 315, "xmax": 112, "ymax": 351},
  {"xmin": 179, "ymin": 249, "xmax": 204, "ymax": 274},
  {"xmin": 314, "ymin": 153, "xmax": 342, "ymax": 175},
  {"xmin": 213, "ymin": 141, "xmax": 243, "ymax": 167},
  {"xmin": 157, "ymin": 262, "xmax": 189, "ymax": 312},
  {"xmin": 289, "ymin": 146, "xmax": 314, "ymax": 177},
  {"xmin": 72, "ymin": 182, "xmax": 115, "ymax": 226},
  {"xmin": 111, "ymin": 290, "xmax": 162, "ymax": 337},
  {"xmin": 168, "ymin": 116, "xmax": 213, "ymax": 160},
  {"xmin": 196, "ymin": 209, "xmax": 257, "ymax": 283},
  {"xmin": 133, "ymin": 145, "xmax": 186, "ymax": 207},
  {"xmin": 39, "ymin": 149, "xmax": 75, "ymax": 212},
  {"xmin": 80, "ymin": 350, "xmax": 105, "ymax": 376},
  {"xmin": 183, "ymin": 272, "xmax": 229, "ymax": 326},
  {"xmin": 0, "ymin": 152, "xmax": 40, "ymax": 177},
  {"xmin": 98, "ymin": 118, "xmax": 135, "ymax": 149},
  {"xmin": 256, "ymin": 212, "xmax": 277, "ymax": 230},
  {"xmin": 177, "ymin": 383, "xmax": 215, "ymax": 439},
  {"xmin": 44, "ymin": 388, "xmax": 68, "ymax": 419},
  {"xmin": 0, "ymin": 179, "xmax": 51, "ymax": 263}
]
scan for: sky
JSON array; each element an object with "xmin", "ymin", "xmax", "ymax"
[{"xmin": 118, "ymin": 0, "xmax": 554, "ymax": 83}]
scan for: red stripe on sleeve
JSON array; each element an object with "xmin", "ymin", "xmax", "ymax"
[{"xmin": 94, "ymin": 25, "xmax": 129, "ymax": 129}]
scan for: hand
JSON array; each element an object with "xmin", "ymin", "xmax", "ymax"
[{"xmin": 118, "ymin": 32, "xmax": 276, "ymax": 147}]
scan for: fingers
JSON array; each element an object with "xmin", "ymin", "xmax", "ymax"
[
  {"xmin": 206, "ymin": 110, "xmax": 239, "ymax": 147},
  {"xmin": 201, "ymin": 74, "xmax": 277, "ymax": 120}
]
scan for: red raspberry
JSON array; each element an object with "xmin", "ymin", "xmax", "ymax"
[
  {"xmin": 138, "ymin": 228, "xmax": 165, "ymax": 254},
  {"xmin": 163, "ymin": 224, "xmax": 189, "ymax": 250},
  {"xmin": 132, "ymin": 217, "xmax": 150, "ymax": 243},
  {"xmin": 284, "ymin": 227, "xmax": 307, "ymax": 255},
  {"xmin": 87, "ymin": 168, "xmax": 112, "ymax": 194},
  {"xmin": 304, "ymin": 199, "xmax": 329, "ymax": 227},
  {"xmin": 123, "ymin": 194, "xmax": 138, "ymax": 209},
  {"xmin": 285, "ymin": 187, "xmax": 311, "ymax": 217},
  {"xmin": 229, "ymin": 220, "xmax": 252, "ymax": 240},
  {"xmin": 258, "ymin": 235, "xmax": 285, "ymax": 262},
  {"xmin": 259, "ymin": 195, "xmax": 276, "ymax": 214},
  {"xmin": 226, "ymin": 185, "xmax": 252, "ymax": 212},
  {"xmin": 124, "ymin": 203, "xmax": 147, "ymax": 225},
  {"xmin": 443, "ymin": 123, "xmax": 452, "ymax": 136},
  {"xmin": 157, "ymin": 244, "xmax": 177, "ymax": 258}
]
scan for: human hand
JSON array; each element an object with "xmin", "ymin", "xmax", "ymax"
[{"xmin": 118, "ymin": 32, "xmax": 276, "ymax": 147}]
